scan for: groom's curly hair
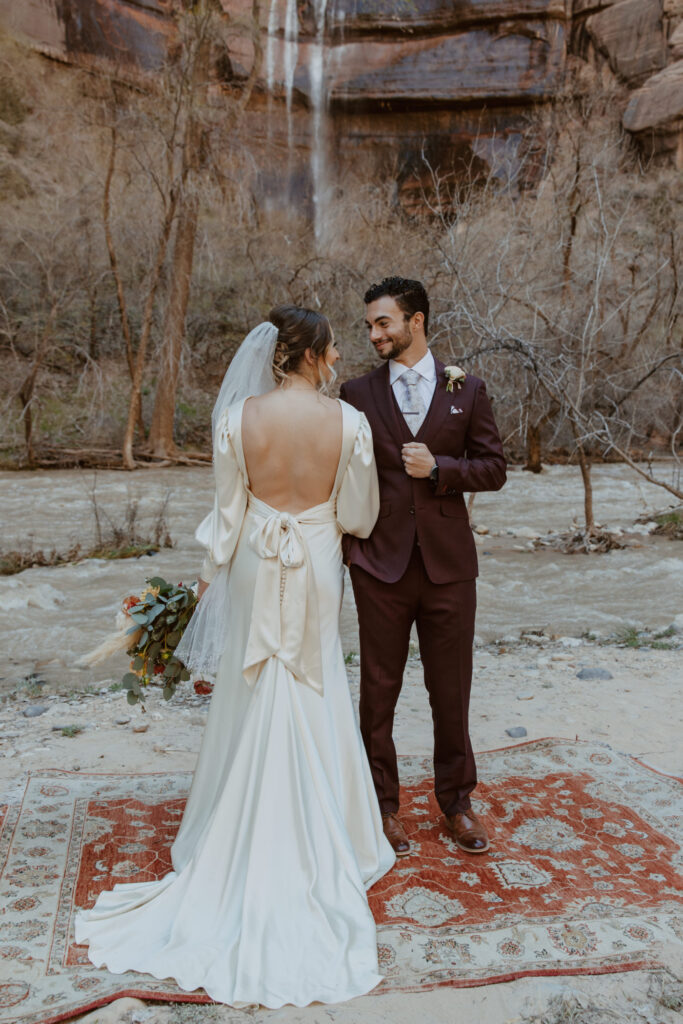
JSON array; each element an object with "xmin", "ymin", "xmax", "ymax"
[{"xmin": 363, "ymin": 277, "xmax": 429, "ymax": 336}]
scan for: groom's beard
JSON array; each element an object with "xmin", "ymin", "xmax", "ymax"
[{"xmin": 375, "ymin": 322, "xmax": 412, "ymax": 361}]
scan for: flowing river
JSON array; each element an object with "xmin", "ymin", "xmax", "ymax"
[{"xmin": 0, "ymin": 463, "xmax": 680, "ymax": 696}]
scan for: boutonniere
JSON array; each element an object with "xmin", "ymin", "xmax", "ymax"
[{"xmin": 444, "ymin": 365, "xmax": 466, "ymax": 392}]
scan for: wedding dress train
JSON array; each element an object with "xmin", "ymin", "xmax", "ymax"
[{"xmin": 75, "ymin": 399, "xmax": 396, "ymax": 1008}]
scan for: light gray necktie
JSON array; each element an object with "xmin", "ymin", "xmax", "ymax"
[{"xmin": 398, "ymin": 368, "xmax": 426, "ymax": 435}]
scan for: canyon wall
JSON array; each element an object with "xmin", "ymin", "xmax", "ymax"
[{"xmin": 1, "ymin": 0, "xmax": 682, "ymax": 215}]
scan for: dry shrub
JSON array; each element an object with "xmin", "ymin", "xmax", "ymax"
[{"xmin": 0, "ymin": 38, "xmax": 680, "ymax": 495}]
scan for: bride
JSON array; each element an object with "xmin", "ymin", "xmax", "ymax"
[{"xmin": 75, "ymin": 305, "xmax": 396, "ymax": 1007}]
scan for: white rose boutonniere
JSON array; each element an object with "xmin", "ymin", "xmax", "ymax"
[{"xmin": 445, "ymin": 365, "xmax": 466, "ymax": 392}]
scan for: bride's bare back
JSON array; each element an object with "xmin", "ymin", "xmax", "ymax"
[{"xmin": 242, "ymin": 390, "xmax": 343, "ymax": 514}]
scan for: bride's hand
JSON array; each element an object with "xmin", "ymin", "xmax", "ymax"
[{"xmin": 197, "ymin": 579, "xmax": 209, "ymax": 602}]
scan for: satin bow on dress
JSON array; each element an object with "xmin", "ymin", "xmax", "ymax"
[{"xmin": 244, "ymin": 496, "xmax": 335, "ymax": 696}]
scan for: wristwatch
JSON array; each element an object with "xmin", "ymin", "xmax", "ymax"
[{"xmin": 429, "ymin": 461, "xmax": 439, "ymax": 484}]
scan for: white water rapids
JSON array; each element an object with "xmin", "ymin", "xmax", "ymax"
[{"xmin": 0, "ymin": 463, "xmax": 680, "ymax": 695}]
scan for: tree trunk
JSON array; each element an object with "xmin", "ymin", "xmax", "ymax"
[
  {"xmin": 147, "ymin": 191, "xmax": 199, "ymax": 458},
  {"xmin": 18, "ymin": 312, "xmax": 57, "ymax": 466},
  {"xmin": 577, "ymin": 444, "xmax": 594, "ymax": 534},
  {"xmin": 19, "ymin": 378, "xmax": 35, "ymax": 466},
  {"xmin": 121, "ymin": 191, "xmax": 179, "ymax": 470},
  {"xmin": 523, "ymin": 422, "xmax": 543, "ymax": 473},
  {"xmin": 571, "ymin": 420, "xmax": 595, "ymax": 534},
  {"xmin": 103, "ymin": 126, "xmax": 145, "ymax": 438}
]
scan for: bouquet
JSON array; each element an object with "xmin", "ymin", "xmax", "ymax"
[
  {"xmin": 122, "ymin": 577, "xmax": 197, "ymax": 705},
  {"xmin": 79, "ymin": 576, "xmax": 204, "ymax": 705}
]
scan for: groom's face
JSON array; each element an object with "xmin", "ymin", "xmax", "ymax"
[{"xmin": 365, "ymin": 296, "xmax": 413, "ymax": 361}]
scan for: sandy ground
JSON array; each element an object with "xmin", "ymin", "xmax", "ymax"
[
  {"xmin": 1, "ymin": 638, "xmax": 681, "ymax": 1024},
  {"xmin": 0, "ymin": 464, "xmax": 681, "ymax": 1022}
]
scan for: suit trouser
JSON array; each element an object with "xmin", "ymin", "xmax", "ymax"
[{"xmin": 350, "ymin": 544, "xmax": 477, "ymax": 817}]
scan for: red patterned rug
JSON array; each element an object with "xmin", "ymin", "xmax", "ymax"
[{"xmin": 1, "ymin": 739, "xmax": 680, "ymax": 1023}]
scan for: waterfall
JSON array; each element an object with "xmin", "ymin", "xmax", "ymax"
[
  {"xmin": 309, "ymin": 0, "xmax": 329, "ymax": 243},
  {"xmin": 265, "ymin": 0, "xmax": 279, "ymax": 95},
  {"xmin": 264, "ymin": 1, "xmax": 331, "ymax": 240},
  {"xmin": 283, "ymin": 0, "xmax": 299, "ymax": 148}
]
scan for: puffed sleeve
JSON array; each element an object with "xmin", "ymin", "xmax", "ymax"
[
  {"xmin": 336, "ymin": 411, "xmax": 379, "ymax": 538},
  {"xmin": 195, "ymin": 409, "xmax": 248, "ymax": 583}
]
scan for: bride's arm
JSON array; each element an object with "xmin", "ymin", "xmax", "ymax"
[
  {"xmin": 195, "ymin": 410, "xmax": 248, "ymax": 586},
  {"xmin": 336, "ymin": 412, "xmax": 379, "ymax": 538}
]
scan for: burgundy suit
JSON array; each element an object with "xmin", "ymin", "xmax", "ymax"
[{"xmin": 340, "ymin": 359, "xmax": 506, "ymax": 816}]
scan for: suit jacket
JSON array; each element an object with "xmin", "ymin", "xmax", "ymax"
[{"xmin": 339, "ymin": 358, "xmax": 506, "ymax": 584}]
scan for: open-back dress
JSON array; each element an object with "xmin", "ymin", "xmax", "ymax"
[{"xmin": 75, "ymin": 398, "xmax": 396, "ymax": 1008}]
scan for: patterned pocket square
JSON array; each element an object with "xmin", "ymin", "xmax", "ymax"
[{"xmin": 450, "ymin": 406, "xmax": 463, "ymax": 414}]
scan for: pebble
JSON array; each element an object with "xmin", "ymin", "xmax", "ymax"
[
  {"xmin": 132, "ymin": 723, "xmax": 149, "ymax": 734},
  {"xmin": 115, "ymin": 716, "xmax": 131, "ymax": 726},
  {"xmin": 517, "ymin": 692, "xmax": 535, "ymax": 700},
  {"xmin": 671, "ymin": 613, "xmax": 683, "ymax": 635},
  {"xmin": 576, "ymin": 667, "xmax": 613, "ymax": 680},
  {"xmin": 559, "ymin": 637, "xmax": 583, "ymax": 648},
  {"xmin": 474, "ymin": 525, "xmax": 489, "ymax": 535},
  {"xmin": 515, "ymin": 526, "xmax": 539, "ymax": 539},
  {"xmin": 506, "ymin": 726, "xmax": 527, "ymax": 738},
  {"xmin": 23, "ymin": 705, "xmax": 48, "ymax": 718}
]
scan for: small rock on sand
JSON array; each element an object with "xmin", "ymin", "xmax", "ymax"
[
  {"xmin": 23, "ymin": 705, "xmax": 48, "ymax": 718},
  {"xmin": 576, "ymin": 667, "xmax": 613, "ymax": 680}
]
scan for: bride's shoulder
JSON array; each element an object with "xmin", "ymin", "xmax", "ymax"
[
  {"xmin": 337, "ymin": 399, "xmax": 372, "ymax": 443},
  {"xmin": 337, "ymin": 396, "xmax": 360, "ymax": 420}
]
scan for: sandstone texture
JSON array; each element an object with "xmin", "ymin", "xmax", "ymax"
[
  {"xmin": 623, "ymin": 59, "xmax": 683, "ymax": 164},
  {"xmin": 1, "ymin": 0, "xmax": 683, "ymax": 204},
  {"xmin": 325, "ymin": 24, "xmax": 565, "ymax": 105},
  {"xmin": 0, "ymin": 0, "xmax": 172, "ymax": 72},
  {"xmin": 670, "ymin": 22, "xmax": 683, "ymax": 59},
  {"xmin": 585, "ymin": 0, "xmax": 667, "ymax": 85}
]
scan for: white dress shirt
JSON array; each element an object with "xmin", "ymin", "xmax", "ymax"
[{"xmin": 389, "ymin": 350, "xmax": 437, "ymax": 428}]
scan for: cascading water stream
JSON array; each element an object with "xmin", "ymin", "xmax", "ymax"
[
  {"xmin": 282, "ymin": 0, "xmax": 299, "ymax": 151},
  {"xmin": 265, "ymin": 0, "xmax": 332, "ymax": 243},
  {"xmin": 265, "ymin": 0, "xmax": 279, "ymax": 93},
  {"xmin": 309, "ymin": 0, "xmax": 329, "ymax": 243}
]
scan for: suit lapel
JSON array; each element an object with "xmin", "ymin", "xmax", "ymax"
[{"xmin": 369, "ymin": 363, "xmax": 409, "ymax": 442}]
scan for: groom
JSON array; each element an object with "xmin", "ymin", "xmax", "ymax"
[{"xmin": 340, "ymin": 277, "xmax": 506, "ymax": 857}]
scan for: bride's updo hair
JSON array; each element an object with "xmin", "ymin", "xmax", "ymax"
[{"xmin": 269, "ymin": 304, "xmax": 333, "ymax": 385}]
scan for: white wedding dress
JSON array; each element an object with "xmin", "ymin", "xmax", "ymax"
[{"xmin": 75, "ymin": 398, "xmax": 395, "ymax": 1008}]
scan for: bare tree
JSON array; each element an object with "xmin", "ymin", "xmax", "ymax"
[{"xmin": 146, "ymin": 0, "xmax": 263, "ymax": 462}]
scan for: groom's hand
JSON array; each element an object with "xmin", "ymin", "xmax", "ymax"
[{"xmin": 402, "ymin": 442, "xmax": 436, "ymax": 478}]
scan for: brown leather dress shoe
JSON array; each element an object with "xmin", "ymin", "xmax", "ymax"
[
  {"xmin": 445, "ymin": 810, "xmax": 490, "ymax": 853},
  {"xmin": 382, "ymin": 813, "xmax": 411, "ymax": 857}
]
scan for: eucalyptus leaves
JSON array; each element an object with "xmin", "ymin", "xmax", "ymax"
[{"xmin": 122, "ymin": 577, "xmax": 197, "ymax": 705}]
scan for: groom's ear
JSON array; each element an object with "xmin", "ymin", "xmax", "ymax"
[{"xmin": 411, "ymin": 311, "xmax": 425, "ymax": 334}]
